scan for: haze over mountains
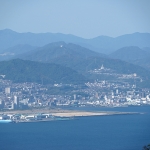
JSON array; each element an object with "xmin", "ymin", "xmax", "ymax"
[
  {"xmin": 109, "ymin": 46, "xmax": 150, "ymax": 61},
  {"xmin": 0, "ymin": 29, "xmax": 150, "ymax": 85},
  {"xmin": 0, "ymin": 44, "xmax": 37, "ymax": 61},
  {"xmin": 109, "ymin": 46, "xmax": 150, "ymax": 70},
  {"xmin": 17, "ymin": 42, "xmax": 105, "ymax": 67},
  {"xmin": 1, "ymin": 29, "xmax": 150, "ymax": 54},
  {"xmin": 0, "ymin": 41, "xmax": 149, "ymax": 85},
  {"xmin": 13, "ymin": 42, "xmax": 148, "ymax": 77}
]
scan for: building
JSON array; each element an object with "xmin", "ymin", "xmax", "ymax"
[
  {"xmin": 5, "ymin": 87, "xmax": 10, "ymax": 94},
  {"xmin": 14, "ymin": 96, "xmax": 19, "ymax": 109},
  {"xmin": 0, "ymin": 100, "xmax": 4, "ymax": 109}
]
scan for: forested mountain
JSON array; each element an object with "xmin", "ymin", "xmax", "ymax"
[
  {"xmin": 1, "ymin": 29, "xmax": 150, "ymax": 54},
  {"xmin": 0, "ymin": 55, "xmax": 150, "ymax": 87},
  {"xmin": 17, "ymin": 41, "xmax": 106, "ymax": 67},
  {"xmin": 109, "ymin": 46, "xmax": 149, "ymax": 61},
  {"xmin": 142, "ymin": 47, "xmax": 150, "ymax": 53},
  {"xmin": 0, "ymin": 59, "xmax": 86, "ymax": 84},
  {"xmin": 109, "ymin": 46, "xmax": 150, "ymax": 71},
  {"xmin": 132, "ymin": 57, "xmax": 150, "ymax": 71},
  {"xmin": 13, "ymin": 42, "xmax": 150, "ymax": 80},
  {"xmin": 73, "ymin": 57, "xmax": 150, "ymax": 79},
  {"xmin": 1, "ymin": 30, "xmax": 150, "ymax": 85},
  {"xmin": 0, "ymin": 44, "xmax": 37, "ymax": 61}
]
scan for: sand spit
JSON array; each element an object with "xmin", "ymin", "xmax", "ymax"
[
  {"xmin": 1, "ymin": 108, "xmax": 138, "ymax": 117},
  {"xmin": 51, "ymin": 112, "xmax": 108, "ymax": 117},
  {"xmin": 51, "ymin": 111, "xmax": 138, "ymax": 117}
]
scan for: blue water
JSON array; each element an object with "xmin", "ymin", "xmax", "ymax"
[{"xmin": 0, "ymin": 106, "xmax": 150, "ymax": 150}]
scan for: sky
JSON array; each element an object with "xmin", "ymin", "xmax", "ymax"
[{"xmin": 0, "ymin": 0, "xmax": 150, "ymax": 38}]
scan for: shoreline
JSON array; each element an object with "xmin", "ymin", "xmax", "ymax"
[
  {"xmin": 0, "ymin": 108, "xmax": 139, "ymax": 116},
  {"xmin": 0, "ymin": 108, "xmax": 141, "ymax": 123},
  {"xmin": 16, "ymin": 112, "xmax": 140, "ymax": 123},
  {"xmin": 51, "ymin": 111, "xmax": 139, "ymax": 117},
  {"xmin": 12, "ymin": 112, "xmax": 140, "ymax": 123}
]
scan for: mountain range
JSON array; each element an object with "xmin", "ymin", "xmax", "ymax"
[
  {"xmin": 1, "ymin": 29, "xmax": 150, "ymax": 54},
  {"xmin": 16, "ymin": 41, "xmax": 106, "ymax": 67},
  {"xmin": 0, "ymin": 29, "xmax": 150, "ymax": 86},
  {"xmin": 16, "ymin": 42, "xmax": 149, "ymax": 77},
  {"xmin": 0, "ymin": 42, "xmax": 149, "ymax": 83}
]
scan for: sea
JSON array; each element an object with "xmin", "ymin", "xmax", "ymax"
[{"xmin": 0, "ymin": 106, "xmax": 150, "ymax": 150}]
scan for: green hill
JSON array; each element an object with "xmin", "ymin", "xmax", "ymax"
[
  {"xmin": 0, "ymin": 59, "xmax": 86, "ymax": 84},
  {"xmin": 72, "ymin": 57, "xmax": 150, "ymax": 78},
  {"xmin": 17, "ymin": 41, "xmax": 106, "ymax": 67},
  {"xmin": 0, "ymin": 44, "xmax": 36, "ymax": 61},
  {"xmin": 109, "ymin": 46, "xmax": 149, "ymax": 62},
  {"xmin": 15, "ymin": 42, "xmax": 150, "ymax": 79}
]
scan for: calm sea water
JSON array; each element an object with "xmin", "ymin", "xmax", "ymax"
[{"xmin": 0, "ymin": 106, "xmax": 150, "ymax": 150}]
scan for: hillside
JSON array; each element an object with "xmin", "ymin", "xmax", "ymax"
[
  {"xmin": 72, "ymin": 56, "xmax": 150, "ymax": 88},
  {"xmin": 109, "ymin": 46, "xmax": 149, "ymax": 62},
  {"xmin": 0, "ymin": 59, "xmax": 86, "ymax": 84},
  {"xmin": 109, "ymin": 46, "xmax": 150, "ymax": 71},
  {"xmin": 0, "ymin": 44, "xmax": 37, "ymax": 61},
  {"xmin": 17, "ymin": 41, "xmax": 106, "ymax": 67},
  {"xmin": 142, "ymin": 47, "xmax": 150, "ymax": 53},
  {"xmin": 73, "ymin": 57, "xmax": 150, "ymax": 78},
  {"xmin": 133, "ymin": 57, "xmax": 150, "ymax": 71},
  {"xmin": 12, "ymin": 42, "xmax": 150, "ymax": 80},
  {"xmin": 1, "ymin": 29, "xmax": 150, "ymax": 54}
]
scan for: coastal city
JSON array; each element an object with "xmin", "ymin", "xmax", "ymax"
[
  {"xmin": 1, "ymin": 1, "xmax": 150, "ymax": 150},
  {"xmin": 0, "ymin": 65, "xmax": 150, "ymax": 113},
  {"xmin": 0, "ymin": 65, "xmax": 150, "ymax": 122}
]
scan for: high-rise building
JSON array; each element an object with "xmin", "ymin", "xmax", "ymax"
[
  {"xmin": 73, "ymin": 94, "xmax": 76, "ymax": 100},
  {"xmin": 95, "ymin": 92, "xmax": 99, "ymax": 99},
  {"xmin": 14, "ymin": 96, "xmax": 19, "ymax": 109},
  {"xmin": 5, "ymin": 87, "xmax": 10, "ymax": 94},
  {"xmin": 0, "ymin": 100, "xmax": 4, "ymax": 109}
]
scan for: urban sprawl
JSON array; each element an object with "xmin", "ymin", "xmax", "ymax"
[{"xmin": 0, "ymin": 65, "xmax": 150, "ymax": 111}]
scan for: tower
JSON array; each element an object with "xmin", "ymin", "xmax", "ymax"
[
  {"xmin": 100, "ymin": 64, "xmax": 104, "ymax": 70},
  {"xmin": 116, "ymin": 89, "xmax": 119, "ymax": 94},
  {"xmin": 14, "ymin": 96, "xmax": 19, "ymax": 109}
]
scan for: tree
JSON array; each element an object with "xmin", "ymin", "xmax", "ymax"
[{"xmin": 143, "ymin": 144, "xmax": 150, "ymax": 150}]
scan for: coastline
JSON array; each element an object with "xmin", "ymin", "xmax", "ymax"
[
  {"xmin": 0, "ymin": 107, "xmax": 142, "ymax": 123},
  {"xmin": 51, "ymin": 111, "xmax": 138, "ymax": 117},
  {"xmin": 0, "ymin": 108, "xmax": 140, "ymax": 120},
  {"xmin": 0, "ymin": 108, "xmax": 139, "ymax": 116}
]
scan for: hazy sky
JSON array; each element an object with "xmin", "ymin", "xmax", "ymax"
[{"xmin": 0, "ymin": 0, "xmax": 150, "ymax": 38}]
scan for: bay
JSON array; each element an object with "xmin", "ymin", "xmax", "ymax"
[{"xmin": 0, "ymin": 106, "xmax": 150, "ymax": 150}]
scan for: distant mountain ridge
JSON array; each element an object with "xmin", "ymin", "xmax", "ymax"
[
  {"xmin": 109, "ymin": 46, "xmax": 149, "ymax": 61},
  {"xmin": 0, "ymin": 44, "xmax": 37, "ymax": 61},
  {"xmin": 0, "ymin": 29, "xmax": 150, "ymax": 86},
  {"xmin": 17, "ymin": 41, "xmax": 106, "ymax": 66},
  {"xmin": 109, "ymin": 46, "xmax": 150, "ymax": 71},
  {"xmin": 1, "ymin": 29, "xmax": 150, "ymax": 54}
]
